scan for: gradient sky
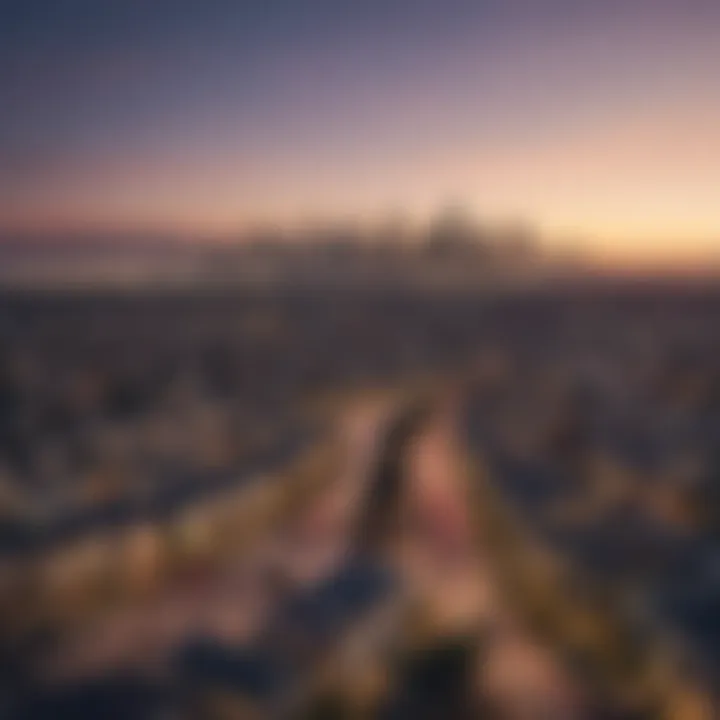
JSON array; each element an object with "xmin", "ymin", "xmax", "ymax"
[{"xmin": 2, "ymin": 0, "xmax": 720, "ymax": 261}]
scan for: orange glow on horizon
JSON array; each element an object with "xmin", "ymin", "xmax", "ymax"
[{"xmin": 2, "ymin": 100, "xmax": 719, "ymax": 269}]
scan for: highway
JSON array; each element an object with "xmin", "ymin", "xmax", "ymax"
[
  {"xmin": 38, "ymin": 398, "xmax": 395, "ymax": 685},
  {"xmin": 18, "ymin": 387, "xmax": 707, "ymax": 719}
]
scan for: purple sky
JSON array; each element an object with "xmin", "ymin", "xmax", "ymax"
[{"xmin": 2, "ymin": 0, "xmax": 719, "ymax": 262}]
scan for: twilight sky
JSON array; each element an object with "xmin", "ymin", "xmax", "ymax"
[{"xmin": 2, "ymin": 0, "xmax": 719, "ymax": 262}]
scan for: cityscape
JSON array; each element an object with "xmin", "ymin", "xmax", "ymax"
[{"xmin": 2, "ymin": 0, "xmax": 720, "ymax": 717}]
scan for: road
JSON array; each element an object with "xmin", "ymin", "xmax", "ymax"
[
  {"xmin": 40, "ymin": 398, "xmax": 394, "ymax": 683},
  {"xmin": 393, "ymin": 397, "xmax": 587, "ymax": 719},
  {"xmin": 38, "ymin": 391, "xmax": 592, "ymax": 719}
]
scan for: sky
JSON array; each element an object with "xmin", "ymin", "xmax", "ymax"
[{"xmin": 1, "ymin": 0, "xmax": 720, "ymax": 263}]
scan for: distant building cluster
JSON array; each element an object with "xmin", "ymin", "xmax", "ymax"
[{"xmin": 0, "ymin": 208, "xmax": 586, "ymax": 290}]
